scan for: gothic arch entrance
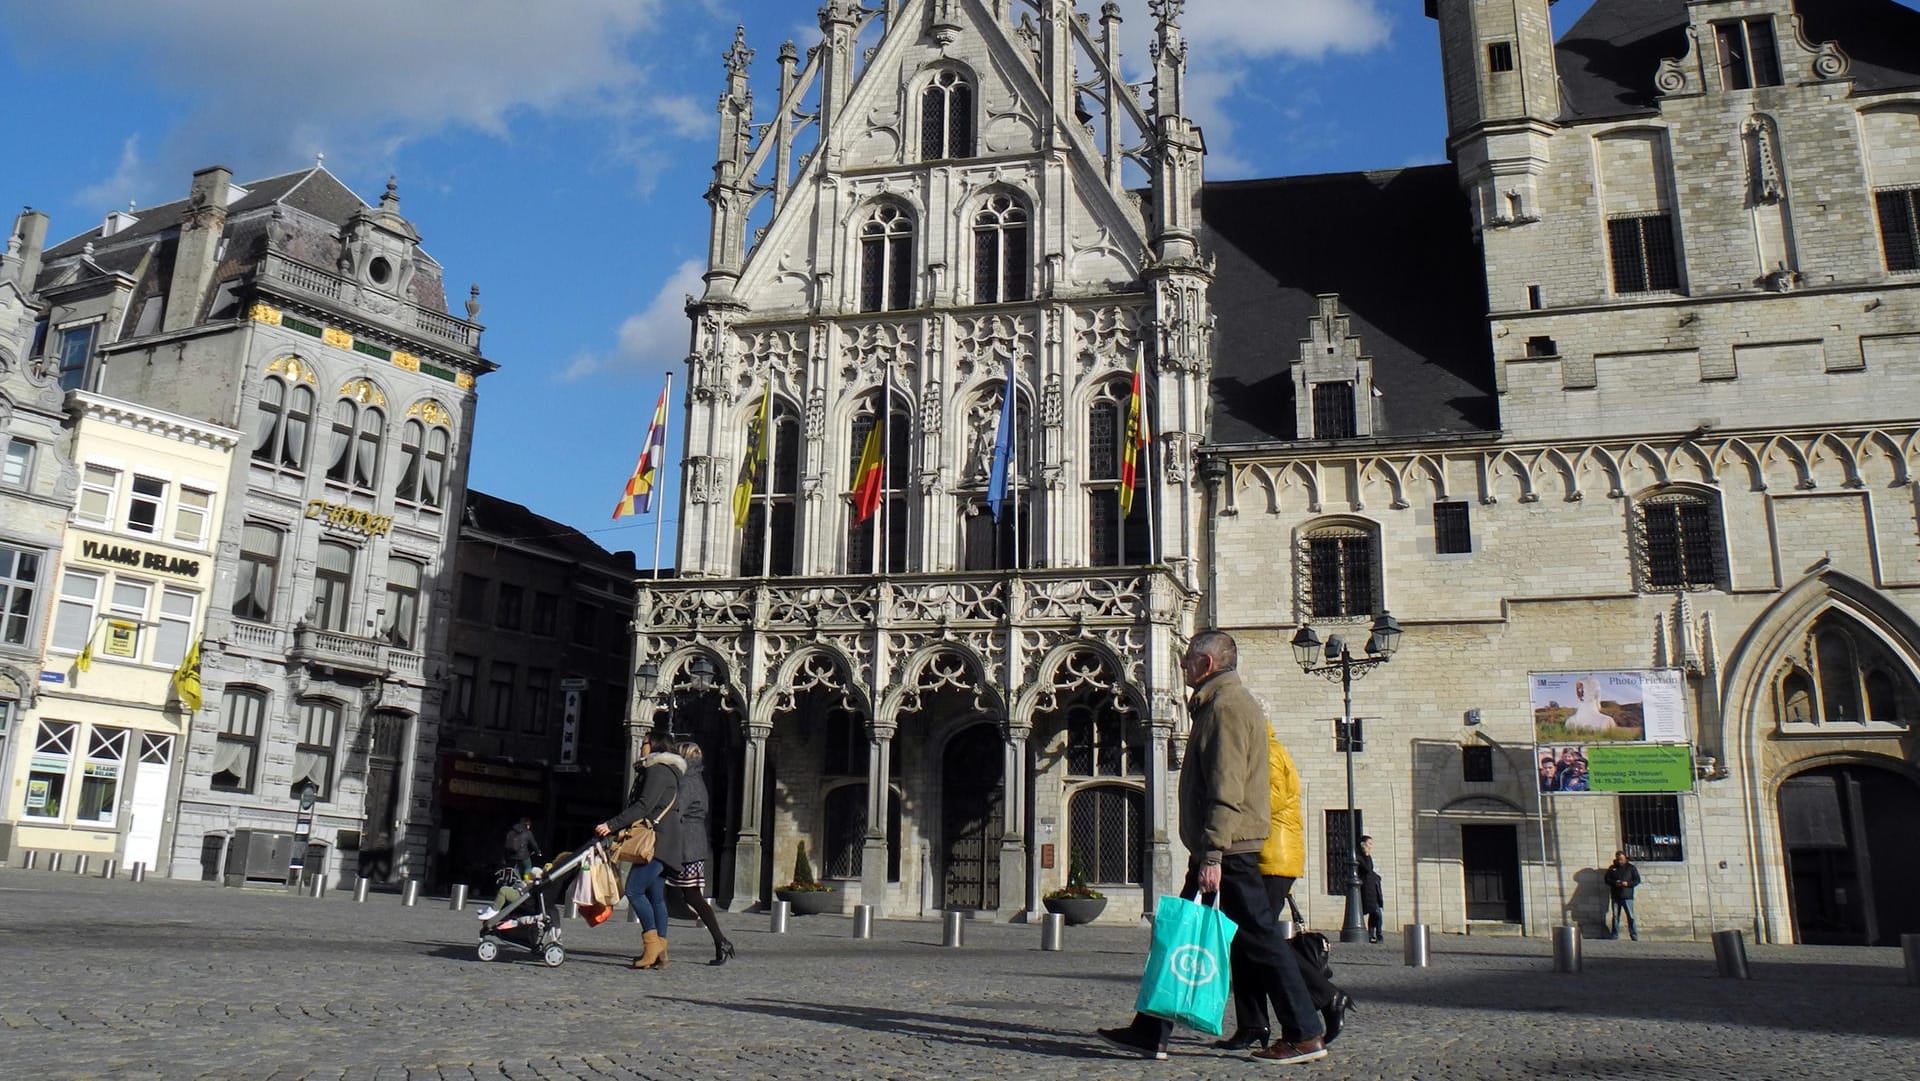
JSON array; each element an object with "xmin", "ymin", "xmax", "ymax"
[
  {"xmin": 1779, "ymin": 763, "xmax": 1920, "ymax": 945},
  {"xmin": 940, "ymin": 723, "xmax": 1003, "ymax": 911}
]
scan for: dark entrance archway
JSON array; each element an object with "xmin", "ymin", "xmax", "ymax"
[
  {"xmin": 940, "ymin": 723, "xmax": 1003, "ymax": 910},
  {"xmin": 1461, "ymin": 824, "xmax": 1523, "ymax": 922},
  {"xmin": 1780, "ymin": 763, "xmax": 1920, "ymax": 946}
]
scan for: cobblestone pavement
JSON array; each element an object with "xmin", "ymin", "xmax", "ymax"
[{"xmin": 1, "ymin": 868, "xmax": 1916, "ymax": 1080}]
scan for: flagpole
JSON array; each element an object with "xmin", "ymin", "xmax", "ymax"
[
  {"xmin": 759, "ymin": 369, "xmax": 775, "ymax": 578},
  {"xmin": 651, "ymin": 372, "xmax": 672, "ymax": 581},
  {"xmin": 1009, "ymin": 355, "xmax": 1022, "ymax": 572},
  {"xmin": 880, "ymin": 363, "xmax": 892, "ymax": 576},
  {"xmin": 1143, "ymin": 345, "xmax": 1159, "ymax": 567}
]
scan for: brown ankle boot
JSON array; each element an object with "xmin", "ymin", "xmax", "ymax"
[{"xmin": 633, "ymin": 930, "xmax": 666, "ymax": 969}]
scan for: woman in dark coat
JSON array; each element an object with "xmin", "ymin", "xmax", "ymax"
[
  {"xmin": 668, "ymin": 741, "xmax": 735, "ymax": 965},
  {"xmin": 595, "ymin": 734, "xmax": 685, "ymax": 969}
]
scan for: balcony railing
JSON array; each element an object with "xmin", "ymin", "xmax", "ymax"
[{"xmin": 257, "ymin": 251, "xmax": 483, "ymax": 351}]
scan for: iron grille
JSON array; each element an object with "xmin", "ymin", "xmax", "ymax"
[
  {"xmin": 1307, "ymin": 531, "xmax": 1376, "ymax": 617},
  {"xmin": 1324, "ymin": 808, "xmax": 1365, "ymax": 897},
  {"xmin": 1462, "ymin": 744, "xmax": 1495, "ymax": 783},
  {"xmin": 1607, "ymin": 214, "xmax": 1680, "ymax": 293},
  {"xmin": 1876, "ymin": 189, "xmax": 1920, "ymax": 272},
  {"xmin": 1640, "ymin": 491, "xmax": 1720, "ymax": 590},
  {"xmin": 1311, "ymin": 382, "xmax": 1356, "ymax": 439},
  {"xmin": 825, "ymin": 784, "xmax": 866, "ymax": 879},
  {"xmin": 1619, "ymin": 794, "xmax": 1684, "ymax": 862},
  {"xmin": 1069, "ymin": 785, "xmax": 1144, "ymax": 884},
  {"xmin": 1434, "ymin": 500, "xmax": 1472, "ymax": 554}
]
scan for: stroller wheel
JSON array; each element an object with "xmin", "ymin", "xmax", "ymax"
[
  {"xmin": 541, "ymin": 943, "xmax": 565, "ymax": 967},
  {"xmin": 476, "ymin": 939, "xmax": 500, "ymax": 962}
]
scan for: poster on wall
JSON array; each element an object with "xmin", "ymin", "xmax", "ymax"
[
  {"xmin": 1530, "ymin": 669, "xmax": 1687, "ymax": 745},
  {"xmin": 1536, "ymin": 743, "xmax": 1694, "ymax": 794}
]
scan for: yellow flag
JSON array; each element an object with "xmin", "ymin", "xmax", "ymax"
[
  {"xmin": 172, "ymin": 637, "xmax": 203, "ymax": 712},
  {"xmin": 732, "ymin": 381, "xmax": 771, "ymax": 529},
  {"xmin": 75, "ymin": 637, "xmax": 94, "ymax": 673}
]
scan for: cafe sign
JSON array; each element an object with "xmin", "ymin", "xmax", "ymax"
[{"xmin": 306, "ymin": 499, "xmax": 394, "ymax": 536}]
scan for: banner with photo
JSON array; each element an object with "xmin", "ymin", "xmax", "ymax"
[
  {"xmin": 1535, "ymin": 743, "xmax": 1694, "ymax": 794},
  {"xmin": 1530, "ymin": 669, "xmax": 1687, "ymax": 745}
]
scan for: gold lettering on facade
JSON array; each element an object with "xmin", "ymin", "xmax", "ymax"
[{"xmin": 304, "ymin": 499, "xmax": 394, "ymax": 536}]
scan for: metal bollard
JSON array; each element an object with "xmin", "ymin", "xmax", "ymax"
[
  {"xmin": 353, "ymin": 876, "xmax": 370, "ymax": 903},
  {"xmin": 1712, "ymin": 929, "xmax": 1751, "ymax": 979},
  {"xmin": 101, "ymin": 859, "xmax": 118, "ymax": 880},
  {"xmin": 130, "ymin": 862, "xmax": 146, "ymax": 883},
  {"xmin": 852, "ymin": 904, "xmax": 873, "ymax": 939},
  {"xmin": 50, "ymin": 852, "xmax": 65, "ymax": 873},
  {"xmin": 770, "ymin": 899, "xmax": 790, "ymax": 934},
  {"xmin": 308, "ymin": 875, "xmax": 326, "ymax": 898},
  {"xmin": 1403, "ymin": 923, "xmax": 1430, "ymax": 968},
  {"xmin": 400, "ymin": 878, "xmax": 420, "ymax": 907},
  {"xmin": 1552, "ymin": 925, "xmax": 1582, "ymax": 974},
  {"xmin": 73, "ymin": 854, "xmax": 90, "ymax": 876},
  {"xmin": 449, "ymin": 883, "xmax": 469, "ymax": 911},
  {"xmin": 942, "ymin": 909, "xmax": 966, "ymax": 948},
  {"xmin": 22, "ymin": 851, "xmax": 39, "ymax": 871},
  {"xmin": 1040, "ymin": 912, "xmax": 1065, "ymax": 952},
  {"xmin": 1902, "ymin": 934, "xmax": 1920, "ymax": 987}
]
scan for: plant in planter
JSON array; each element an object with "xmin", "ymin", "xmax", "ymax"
[
  {"xmin": 1042, "ymin": 855, "xmax": 1107, "ymax": 925},
  {"xmin": 773, "ymin": 841, "xmax": 839, "ymax": 915}
]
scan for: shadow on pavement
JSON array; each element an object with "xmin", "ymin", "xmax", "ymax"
[{"xmin": 672, "ymin": 995, "xmax": 1120, "ymax": 1061}]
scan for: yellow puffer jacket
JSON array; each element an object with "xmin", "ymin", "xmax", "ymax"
[{"xmin": 1258, "ymin": 732, "xmax": 1305, "ymax": 879}]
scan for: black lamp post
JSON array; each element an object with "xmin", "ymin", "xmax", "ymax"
[{"xmin": 1291, "ymin": 611, "xmax": 1403, "ymax": 944}]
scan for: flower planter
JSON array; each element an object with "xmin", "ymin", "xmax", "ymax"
[
  {"xmin": 1042, "ymin": 895, "xmax": 1108, "ymax": 925},
  {"xmin": 775, "ymin": 887, "xmax": 840, "ymax": 916}
]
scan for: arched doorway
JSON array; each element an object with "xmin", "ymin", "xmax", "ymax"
[
  {"xmin": 1779, "ymin": 763, "xmax": 1920, "ymax": 945},
  {"xmin": 940, "ymin": 723, "xmax": 1003, "ymax": 910}
]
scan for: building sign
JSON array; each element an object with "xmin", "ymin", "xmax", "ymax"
[
  {"xmin": 103, "ymin": 620, "xmax": 139, "ymax": 658},
  {"xmin": 1537, "ymin": 743, "xmax": 1694, "ymax": 794},
  {"xmin": 559, "ymin": 683, "xmax": 584, "ymax": 766},
  {"xmin": 305, "ymin": 499, "xmax": 394, "ymax": 536},
  {"xmin": 25, "ymin": 777, "xmax": 50, "ymax": 810},
  {"xmin": 77, "ymin": 538, "xmax": 202, "ymax": 579},
  {"xmin": 441, "ymin": 757, "xmax": 544, "ymax": 807},
  {"xmin": 1530, "ymin": 669, "xmax": 1687, "ymax": 745}
]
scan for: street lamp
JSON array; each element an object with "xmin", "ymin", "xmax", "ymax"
[{"xmin": 1291, "ymin": 610, "xmax": 1403, "ymax": 944}]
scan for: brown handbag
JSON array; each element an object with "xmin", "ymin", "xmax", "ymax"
[{"xmin": 612, "ymin": 794, "xmax": 675, "ymax": 864}]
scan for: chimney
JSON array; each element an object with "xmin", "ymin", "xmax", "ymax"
[
  {"xmin": 4, "ymin": 208, "xmax": 48, "ymax": 292},
  {"xmin": 163, "ymin": 166, "xmax": 232, "ymax": 332}
]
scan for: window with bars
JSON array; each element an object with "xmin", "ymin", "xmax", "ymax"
[
  {"xmin": 1310, "ymin": 382, "xmax": 1357, "ymax": 439},
  {"xmin": 921, "ymin": 69, "xmax": 975, "ymax": 161},
  {"xmin": 1304, "ymin": 526, "xmax": 1378, "ymax": 618},
  {"xmin": 1324, "ymin": 808, "xmax": 1365, "ymax": 896},
  {"xmin": 823, "ymin": 783, "xmax": 903, "ymax": 881},
  {"xmin": 213, "ymin": 687, "xmax": 266, "ymax": 793},
  {"xmin": 1876, "ymin": 188, "xmax": 1920, "ymax": 273},
  {"xmin": 1620, "ymin": 794, "xmax": 1683, "ymax": 861},
  {"xmin": 1065, "ymin": 703, "xmax": 1142, "ymax": 777},
  {"xmin": 972, "ymin": 193, "xmax": 1029, "ymax": 303},
  {"xmin": 1434, "ymin": 500, "xmax": 1472, "ymax": 555},
  {"xmin": 739, "ymin": 401, "xmax": 803, "ymax": 576},
  {"xmin": 1069, "ymin": 784, "xmax": 1145, "ymax": 885},
  {"xmin": 1333, "ymin": 717, "xmax": 1366, "ymax": 753},
  {"xmin": 1487, "ymin": 40, "xmax": 1515, "ymax": 73},
  {"xmin": 859, "ymin": 204, "xmax": 915, "ymax": 312},
  {"xmin": 1714, "ymin": 17, "xmax": 1781, "ymax": 90},
  {"xmin": 292, "ymin": 699, "xmax": 341, "ymax": 801},
  {"xmin": 1607, "ymin": 214, "xmax": 1681, "ymax": 294},
  {"xmin": 1637, "ymin": 489, "xmax": 1722, "ymax": 591},
  {"xmin": 1463, "ymin": 745, "xmax": 1495, "ymax": 783}
]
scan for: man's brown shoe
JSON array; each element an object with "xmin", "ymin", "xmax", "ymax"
[{"xmin": 1251, "ymin": 1037, "xmax": 1327, "ymax": 1064}]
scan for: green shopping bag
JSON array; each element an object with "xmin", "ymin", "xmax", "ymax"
[{"xmin": 1133, "ymin": 893, "xmax": 1238, "ymax": 1035}]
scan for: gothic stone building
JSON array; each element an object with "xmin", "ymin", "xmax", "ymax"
[
  {"xmin": 21, "ymin": 166, "xmax": 494, "ymax": 886},
  {"xmin": 637, "ymin": 0, "xmax": 1920, "ymax": 943}
]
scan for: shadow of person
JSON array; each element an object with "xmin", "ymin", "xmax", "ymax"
[
  {"xmin": 1567, "ymin": 866, "xmax": 1610, "ymax": 936},
  {"xmin": 671, "ymin": 996, "xmax": 1120, "ymax": 1061}
]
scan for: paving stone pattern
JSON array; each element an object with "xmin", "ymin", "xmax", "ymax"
[{"xmin": 0, "ymin": 869, "xmax": 1915, "ymax": 1080}]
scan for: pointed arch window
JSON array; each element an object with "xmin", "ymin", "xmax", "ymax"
[
  {"xmin": 921, "ymin": 69, "xmax": 975, "ymax": 161},
  {"xmin": 1774, "ymin": 613, "xmax": 1918, "ymax": 731},
  {"xmin": 859, "ymin": 204, "xmax": 915, "ymax": 313},
  {"xmin": 253, "ymin": 375, "xmax": 315, "ymax": 471},
  {"xmin": 1634, "ymin": 487, "xmax": 1724, "ymax": 591},
  {"xmin": 959, "ymin": 384, "xmax": 1035, "ymax": 571},
  {"xmin": 1087, "ymin": 378, "xmax": 1152, "ymax": 567},
  {"xmin": 972, "ymin": 193, "xmax": 1030, "ymax": 304},
  {"xmin": 1068, "ymin": 784, "xmax": 1145, "ymax": 885},
  {"xmin": 739, "ymin": 398, "xmax": 803, "ymax": 577},
  {"xmin": 846, "ymin": 391, "xmax": 912, "ymax": 573}
]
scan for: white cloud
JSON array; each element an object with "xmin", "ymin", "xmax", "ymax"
[
  {"xmin": 650, "ymin": 96, "xmax": 715, "ymax": 141},
  {"xmin": 1, "ymin": 0, "xmax": 666, "ymax": 202},
  {"xmin": 563, "ymin": 260, "xmax": 707, "ymax": 382},
  {"xmin": 75, "ymin": 136, "xmax": 145, "ymax": 211}
]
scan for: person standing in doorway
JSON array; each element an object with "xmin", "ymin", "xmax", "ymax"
[
  {"xmin": 1097, "ymin": 629, "xmax": 1328, "ymax": 1065},
  {"xmin": 1358, "ymin": 835, "xmax": 1385, "ymax": 944},
  {"xmin": 503, "ymin": 816, "xmax": 541, "ymax": 877},
  {"xmin": 1605, "ymin": 850, "xmax": 1641, "ymax": 940}
]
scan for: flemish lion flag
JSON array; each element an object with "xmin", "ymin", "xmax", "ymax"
[
  {"xmin": 1118, "ymin": 346, "xmax": 1151, "ymax": 517},
  {"xmin": 172, "ymin": 636, "xmax": 203, "ymax": 713},
  {"xmin": 612, "ymin": 379, "xmax": 671, "ymax": 519},
  {"xmin": 732, "ymin": 381, "xmax": 772, "ymax": 529}
]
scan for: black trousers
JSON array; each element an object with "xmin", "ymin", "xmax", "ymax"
[
  {"xmin": 1128, "ymin": 854, "xmax": 1324, "ymax": 1043},
  {"xmin": 1231, "ymin": 875, "xmax": 1337, "ymax": 1035}
]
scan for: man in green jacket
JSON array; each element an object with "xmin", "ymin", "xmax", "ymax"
[{"xmin": 1099, "ymin": 630, "xmax": 1329, "ymax": 1064}]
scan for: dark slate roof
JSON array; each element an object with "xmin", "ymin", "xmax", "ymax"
[
  {"xmin": 1559, "ymin": 0, "xmax": 1920, "ymax": 121},
  {"xmin": 1201, "ymin": 166, "xmax": 1497, "ymax": 447},
  {"xmin": 462, "ymin": 489, "xmax": 637, "ymax": 574}
]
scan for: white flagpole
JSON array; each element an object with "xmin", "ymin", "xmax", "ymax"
[
  {"xmin": 1143, "ymin": 346, "xmax": 1159, "ymax": 566},
  {"xmin": 650, "ymin": 371, "xmax": 672, "ymax": 581},
  {"xmin": 881, "ymin": 363, "xmax": 894, "ymax": 575},
  {"xmin": 1009, "ymin": 354, "xmax": 1022, "ymax": 571}
]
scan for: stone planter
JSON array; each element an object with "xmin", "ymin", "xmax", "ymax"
[
  {"xmin": 774, "ymin": 887, "xmax": 840, "ymax": 916},
  {"xmin": 1042, "ymin": 895, "xmax": 1108, "ymax": 925}
]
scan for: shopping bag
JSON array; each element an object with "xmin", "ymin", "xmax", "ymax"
[
  {"xmin": 588, "ymin": 850, "xmax": 624, "ymax": 906},
  {"xmin": 1133, "ymin": 893, "xmax": 1238, "ymax": 1036},
  {"xmin": 578, "ymin": 903, "xmax": 612, "ymax": 926}
]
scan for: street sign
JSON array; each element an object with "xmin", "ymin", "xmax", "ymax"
[{"xmin": 560, "ymin": 677, "xmax": 590, "ymax": 690}]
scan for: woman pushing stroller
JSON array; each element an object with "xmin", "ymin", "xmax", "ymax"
[{"xmin": 594, "ymin": 733, "xmax": 733, "ymax": 970}]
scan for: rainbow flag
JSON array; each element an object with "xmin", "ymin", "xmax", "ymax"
[{"xmin": 613, "ymin": 380, "xmax": 671, "ymax": 519}]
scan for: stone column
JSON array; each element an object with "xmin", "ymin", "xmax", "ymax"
[
  {"xmin": 1147, "ymin": 721, "xmax": 1175, "ymax": 911},
  {"xmin": 998, "ymin": 726, "xmax": 1031, "ymax": 920},
  {"xmin": 729, "ymin": 723, "xmax": 772, "ymax": 911},
  {"xmin": 861, "ymin": 727, "xmax": 894, "ymax": 914}
]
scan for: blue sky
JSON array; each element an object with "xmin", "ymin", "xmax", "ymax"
[{"xmin": 0, "ymin": 0, "xmax": 1612, "ymax": 567}]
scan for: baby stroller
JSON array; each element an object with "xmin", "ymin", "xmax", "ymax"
[{"xmin": 476, "ymin": 841, "xmax": 601, "ymax": 966}]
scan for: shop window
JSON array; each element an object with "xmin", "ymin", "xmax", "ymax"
[
  {"xmin": 233, "ymin": 523, "xmax": 282, "ymax": 623},
  {"xmin": 858, "ymin": 204, "xmax": 915, "ymax": 313},
  {"xmin": 382, "ymin": 557, "xmax": 422, "ymax": 649},
  {"xmin": 921, "ymin": 69, "xmax": 975, "ymax": 161},
  {"xmin": 0, "ymin": 544, "xmax": 41, "ymax": 647},
  {"xmin": 972, "ymin": 192, "xmax": 1030, "ymax": 304},
  {"xmin": 212, "ymin": 687, "xmax": 266, "ymax": 792},
  {"xmin": 1607, "ymin": 214, "xmax": 1682, "ymax": 294},
  {"xmin": 76, "ymin": 464, "xmax": 118, "ymax": 526},
  {"xmin": 1087, "ymin": 378, "xmax": 1153, "ymax": 566},
  {"xmin": 172, "ymin": 487, "xmax": 212, "ymax": 546},
  {"xmin": 1324, "ymin": 808, "xmax": 1366, "ymax": 896},
  {"xmin": 312, "ymin": 541, "xmax": 354, "ymax": 632},
  {"xmin": 3, "ymin": 437, "xmax": 33, "ymax": 489},
  {"xmin": 24, "ymin": 720, "xmax": 76, "ymax": 820},
  {"xmin": 1635, "ymin": 487, "xmax": 1723, "ymax": 591},
  {"xmin": 293, "ymin": 699, "xmax": 342, "ymax": 801},
  {"xmin": 1620, "ymin": 794, "xmax": 1683, "ymax": 861},
  {"xmin": 1875, "ymin": 188, "xmax": 1920, "ymax": 273},
  {"xmin": 1302, "ymin": 523, "xmax": 1379, "ymax": 618},
  {"xmin": 126, "ymin": 475, "xmax": 166, "ymax": 535},
  {"xmin": 1714, "ymin": 17, "xmax": 1781, "ymax": 90},
  {"xmin": 77, "ymin": 726, "xmax": 130, "ymax": 825},
  {"xmin": 1069, "ymin": 784, "xmax": 1145, "ymax": 885},
  {"xmin": 1434, "ymin": 500, "xmax": 1472, "ymax": 554}
]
